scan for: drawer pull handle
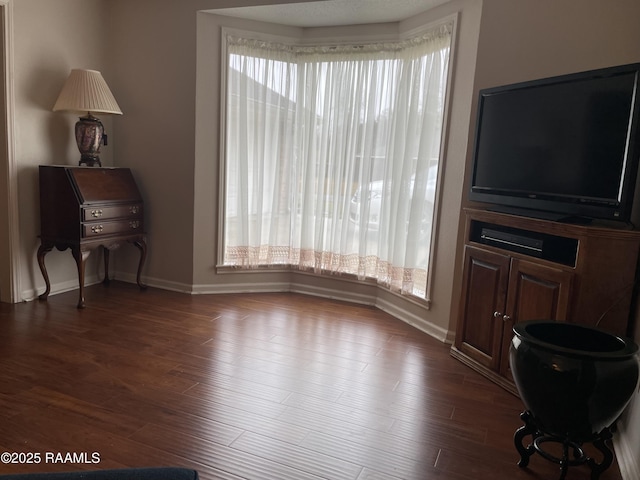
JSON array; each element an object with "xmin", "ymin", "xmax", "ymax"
[
  {"xmin": 91, "ymin": 225, "xmax": 104, "ymax": 234},
  {"xmin": 129, "ymin": 221, "xmax": 140, "ymax": 229},
  {"xmin": 130, "ymin": 206, "xmax": 140, "ymax": 215},
  {"xmin": 91, "ymin": 209, "xmax": 103, "ymax": 218}
]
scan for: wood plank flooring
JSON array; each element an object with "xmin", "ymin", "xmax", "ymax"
[{"xmin": 0, "ymin": 282, "xmax": 623, "ymax": 480}]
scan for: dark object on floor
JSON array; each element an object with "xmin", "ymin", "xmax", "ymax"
[
  {"xmin": 0, "ymin": 468, "xmax": 198, "ymax": 480},
  {"xmin": 510, "ymin": 320, "xmax": 639, "ymax": 480}
]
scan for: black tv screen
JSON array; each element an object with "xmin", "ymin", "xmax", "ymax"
[{"xmin": 469, "ymin": 63, "xmax": 640, "ymax": 224}]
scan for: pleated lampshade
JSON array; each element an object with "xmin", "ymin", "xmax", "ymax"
[{"xmin": 53, "ymin": 69, "xmax": 123, "ymax": 115}]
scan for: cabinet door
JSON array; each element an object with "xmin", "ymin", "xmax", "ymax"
[
  {"xmin": 455, "ymin": 246, "xmax": 510, "ymax": 371},
  {"xmin": 499, "ymin": 258, "xmax": 573, "ymax": 376}
]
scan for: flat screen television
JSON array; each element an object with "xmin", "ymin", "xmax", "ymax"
[{"xmin": 469, "ymin": 63, "xmax": 640, "ymax": 225}]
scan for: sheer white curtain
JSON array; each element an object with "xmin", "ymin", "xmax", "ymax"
[{"xmin": 223, "ymin": 25, "xmax": 451, "ymax": 299}]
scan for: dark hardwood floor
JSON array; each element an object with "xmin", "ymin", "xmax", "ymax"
[{"xmin": 0, "ymin": 282, "xmax": 623, "ymax": 480}]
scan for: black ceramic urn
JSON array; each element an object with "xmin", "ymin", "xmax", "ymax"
[{"xmin": 510, "ymin": 320, "xmax": 639, "ymax": 443}]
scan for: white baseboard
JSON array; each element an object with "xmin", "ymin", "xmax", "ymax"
[
  {"xmin": 192, "ymin": 278, "xmax": 452, "ymax": 345},
  {"xmin": 118, "ymin": 273, "xmax": 292, "ymax": 296},
  {"xmin": 117, "ymin": 272, "xmax": 194, "ymax": 294},
  {"xmin": 377, "ymin": 295, "xmax": 454, "ymax": 344},
  {"xmin": 120, "ymin": 274, "xmax": 452, "ymax": 343},
  {"xmin": 289, "ymin": 281, "xmax": 376, "ymax": 306},
  {"xmin": 30, "ymin": 271, "xmax": 452, "ymax": 346},
  {"xmin": 21, "ymin": 274, "xmax": 102, "ymax": 303},
  {"xmin": 288, "ymin": 278, "xmax": 454, "ymax": 343},
  {"xmin": 193, "ymin": 281, "xmax": 292, "ymax": 295}
]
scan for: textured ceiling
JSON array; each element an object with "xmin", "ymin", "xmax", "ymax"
[{"xmin": 210, "ymin": 0, "xmax": 451, "ymax": 27}]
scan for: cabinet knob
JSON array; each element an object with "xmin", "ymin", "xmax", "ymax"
[
  {"xmin": 493, "ymin": 311, "xmax": 503, "ymax": 318},
  {"xmin": 91, "ymin": 225, "xmax": 104, "ymax": 234},
  {"xmin": 503, "ymin": 315, "xmax": 511, "ymax": 322},
  {"xmin": 91, "ymin": 209, "xmax": 103, "ymax": 218}
]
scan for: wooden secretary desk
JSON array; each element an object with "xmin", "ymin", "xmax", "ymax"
[{"xmin": 37, "ymin": 165, "xmax": 147, "ymax": 308}]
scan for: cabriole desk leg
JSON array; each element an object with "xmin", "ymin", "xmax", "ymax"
[
  {"xmin": 103, "ymin": 246, "xmax": 111, "ymax": 285},
  {"xmin": 71, "ymin": 247, "xmax": 91, "ymax": 309},
  {"xmin": 132, "ymin": 238, "xmax": 148, "ymax": 290},
  {"xmin": 37, "ymin": 242, "xmax": 53, "ymax": 301}
]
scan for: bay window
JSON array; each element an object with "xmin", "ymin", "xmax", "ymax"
[{"xmin": 222, "ymin": 23, "xmax": 452, "ymax": 300}]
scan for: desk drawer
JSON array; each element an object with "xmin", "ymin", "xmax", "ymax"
[
  {"xmin": 82, "ymin": 219, "xmax": 143, "ymax": 238},
  {"xmin": 82, "ymin": 203, "xmax": 142, "ymax": 221}
]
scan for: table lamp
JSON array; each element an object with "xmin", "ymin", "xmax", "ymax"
[{"xmin": 53, "ymin": 69, "xmax": 123, "ymax": 167}]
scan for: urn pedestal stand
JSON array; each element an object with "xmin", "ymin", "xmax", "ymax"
[{"xmin": 514, "ymin": 410, "xmax": 614, "ymax": 480}]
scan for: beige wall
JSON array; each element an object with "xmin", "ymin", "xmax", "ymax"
[
  {"xmin": 108, "ymin": 0, "xmax": 200, "ymax": 287},
  {"xmin": 13, "ymin": 0, "xmax": 113, "ymax": 299}
]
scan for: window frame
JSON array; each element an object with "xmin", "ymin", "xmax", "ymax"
[{"xmin": 217, "ymin": 15, "xmax": 459, "ymax": 307}]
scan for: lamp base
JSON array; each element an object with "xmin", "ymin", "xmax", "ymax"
[
  {"xmin": 79, "ymin": 156, "xmax": 102, "ymax": 167},
  {"xmin": 76, "ymin": 114, "xmax": 104, "ymax": 167}
]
